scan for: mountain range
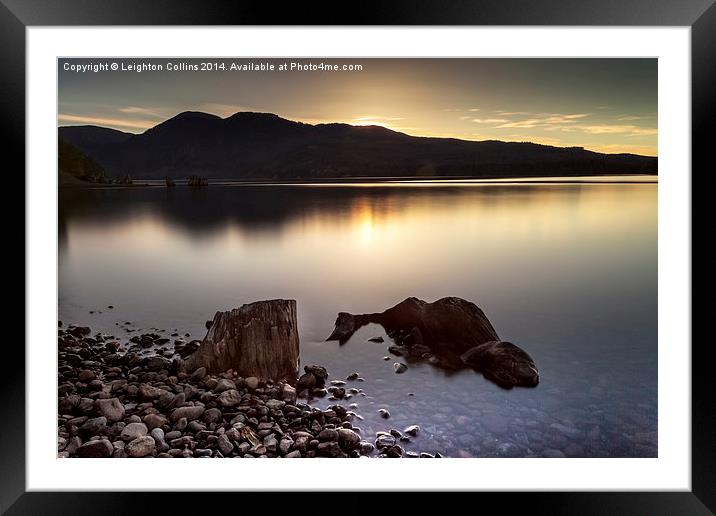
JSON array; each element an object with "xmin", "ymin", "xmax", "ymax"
[{"xmin": 58, "ymin": 111, "xmax": 657, "ymax": 180}]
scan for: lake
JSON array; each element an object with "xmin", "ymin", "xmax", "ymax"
[{"xmin": 58, "ymin": 177, "xmax": 658, "ymax": 457}]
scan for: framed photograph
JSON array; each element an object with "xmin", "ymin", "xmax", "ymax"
[{"xmin": 7, "ymin": 0, "xmax": 712, "ymax": 512}]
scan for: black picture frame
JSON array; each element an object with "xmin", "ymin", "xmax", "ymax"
[{"xmin": 4, "ymin": 0, "xmax": 712, "ymax": 513}]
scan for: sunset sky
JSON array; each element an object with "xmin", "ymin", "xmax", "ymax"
[{"xmin": 58, "ymin": 58, "xmax": 657, "ymax": 156}]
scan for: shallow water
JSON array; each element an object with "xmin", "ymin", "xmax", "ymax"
[{"xmin": 59, "ymin": 178, "xmax": 658, "ymax": 457}]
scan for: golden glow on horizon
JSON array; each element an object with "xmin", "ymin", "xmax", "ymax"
[{"xmin": 58, "ymin": 58, "xmax": 657, "ymax": 156}]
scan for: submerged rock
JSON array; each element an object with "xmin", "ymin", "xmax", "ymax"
[
  {"xmin": 393, "ymin": 363, "xmax": 408, "ymax": 374},
  {"xmin": 460, "ymin": 341, "xmax": 539, "ymax": 388},
  {"xmin": 326, "ymin": 296, "xmax": 538, "ymax": 388}
]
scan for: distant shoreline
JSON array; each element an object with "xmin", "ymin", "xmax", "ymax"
[{"xmin": 59, "ymin": 173, "xmax": 658, "ymax": 189}]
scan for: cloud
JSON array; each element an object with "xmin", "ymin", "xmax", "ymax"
[
  {"xmin": 468, "ymin": 108, "xmax": 481, "ymax": 112},
  {"xmin": 616, "ymin": 114, "xmax": 657, "ymax": 122},
  {"xmin": 118, "ymin": 106, "xmax": 165, "ymax": 118},
  {"xmin": 472, "ymin": 118, "xmax": 509, "ymax": 124},
  {"xmin": 353, "ymin": 116, "xmax": 405, "ymax": 122},
  {"xmin": 495, "ymin": 118, "xmax": 544, "ymax": 129},
  {"xmin": 572, "ymin": 124, "xmax": 657, "ymax": 136},
  {"xmin": 57, "ymin": 113, "xmax": 154, "ymax": 131}
]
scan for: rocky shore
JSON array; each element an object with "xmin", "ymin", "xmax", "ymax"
[{"xmin": 57, "ymin": 324, "xmax": 429, "ymax": 458}]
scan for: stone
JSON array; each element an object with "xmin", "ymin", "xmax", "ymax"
[
  {"xmin": 80, "ymin": 416, "xmax": 107, "ymax": 435},
  {"xmin": 150, "ymin": 427, "xmax": 165, "ymax": 443},
  {"xmin": 297, "ymin": 373, "xmax": 316, "ymax": 390},
  {"xmin": 169, "ymin": 405, "xmax": 205, "ymax": 423},
  {"xmin": 78, "ymin": 369, "xmax": 96, "ymax": 382},
  {"xmin": 375, "ymin": 434, "xmax": 396, "ymax": 449},
  {"xmin": 94, "ymin": 398, "xmax": 125, "ymax": 423},
  {"xmin": 461, "ymin": 341, "xmax": 539, "ymax": 388},
  {"xmin": 318, "ymin": 429, "xmax": 338, "ymax": 442},
  {"xmin": 213, "ymin": 378, "xmax": 236, "ymax": 393},
  {"xmin": 281, "ymin": 384, "xmax": 297, "ymax": 403},
  {"xmin": 378, "ymin": 409, "xmax": 390, "ymax": 419},
  {"xmin": 285, "ymin": 450, "xmax": 301, "ymax": 458},
  {"xmin": 359, "ymin": 441, "xmax": 375, "ymax": 455},
  {"xmin": 202, "ymin": 408, "xmax": 223, "ymax": 425},
  {"xmin": 121, "ymin": 422, "xmax": 148, "ymax": 442},
  {"xmin": 304, "ymin": 365, "xmax": 328, "ymax": 384},
  {"xmin": 265, "ymin": 399, "xmax": 285, "ymax": 411},
  {"xmin": 143, "ymin": 413, "xmax": 167, "ymax": 431},
  {"xmin": 138, "ymin": 384, "xmax": 164, "ymax": 400},
  {"xmin": 191, "ymin": 367, "xmax": 207, "ymax": 380},
  {"xmin": 497, "ymin": 442, "xmax": 523, "ymax": 457},
  {"xmin": 59, "ymin": 394, "xmax": 81, "ymax": 414},
  {"xmin": 317, "ymin": 441, "xmax": 342, "ymax": 457},
  {"xmin": 404, "ymin": 425, "xmax": 420, "ymax": 436},
  {"xmin": 244, "ymin": 376, "xmax": 260, "ymax": 390},
  {"xmin": 145, "ymin": 356, "xmax": 171, "ymax": 372},
  {"xmin": 393, "ymin": 363, "xmax": 408, "ymax": 374},
  {"xmin": 216, "ymin": 389, "xmax": 242, "ymax": 408},
  {"xmin": 263, "ymin": 435, "xmax": 278, "ymax": 453},
  {"xmin": 326, "ymin": 297, "xmax": 538, "ymax": 388},
  {"xmin": 126, "ymin": 436, "xmax": 155, "ymax": 457},
  {"xmin": 217, "ymin": 434, "xmax": 234, "ymax": 455},
  {"xmin": 77, "ymin": 439, "xmax": 113, "ymax": 458},
  {"xmin": 385, "ymin": 445, "xmax": 404, "ymax": 458},
  {"xmin": 279, "ymin": 437, "xmax": 294, "ymax": 454},
  {"xmin": 337, "ymin": 429, "xmax": 361, "ymax": 450}
]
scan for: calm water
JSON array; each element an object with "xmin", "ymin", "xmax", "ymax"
[{"xmin": 59, "ymin": 179, "xmax": 658, "ymax": 457}]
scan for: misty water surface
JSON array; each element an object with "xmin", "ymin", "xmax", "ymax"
[{"xmin": 59, "ymin": 178, "xmax": 657, "ymax": 457}]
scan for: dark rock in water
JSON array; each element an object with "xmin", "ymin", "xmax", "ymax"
[
  {"xmin": 375, "ymin": 434, "xmax": 396, "ymax": 449},
  {"xmin": 346, "ymin": 372, "xmax": 359, "ymax": 381},
  {"xmin": 326, "ymin": 296, "xmax": 538, "ymax": 388},
  {"xmin": 393, "ymin": 363, "xmax": 408, "ymax": 374},
  {"xmin": 205, "ymin": 320, "xmax": 213, "ymax": 330},
  {"xmin": 385, "ymin": 445, "xmax": 404, "ymax": 458},
  {"xmin": 304, "ymin": 365, "xmax": 328, "ymax": 385},
  {"xmin": 360, "ymin": 441, "xmax": 375, "ymax": 454},
  {"xmin": 378, "ymin": 409, "xmax": 390, "ymax": 419},
  {"xmin": 388, "ymin": 345, "xmax": 407, "ymax": 356},
  {"xmin": 297, "ymin": 372, "xmax": 317, "ymax": 390},
  {"xmin": 404, "ymin": 425, "xmax": 420, "ymax": 436},
  {"xmin": 460, "ymin": 341, "xmax": 539, "ymax": 388},
  {"xmin": 337, "ymin": 429, "xmax": 361, "ymax": 450},
  {"xmin": 368, "ymin": 336, "xmax": 384, "ymax": 343},
  {"xmin": 327, "ymin": 297, "xmax": 498, "ymax": 352}
]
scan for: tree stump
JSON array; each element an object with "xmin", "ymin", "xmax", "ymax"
[{"xmin": 181, "ymin": 299, "xmax": 300, "ymax": 383}]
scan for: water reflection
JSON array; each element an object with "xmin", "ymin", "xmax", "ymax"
[{"xmin": 59, "ymin": 181, "xmax": 657, "ymax": 457}]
